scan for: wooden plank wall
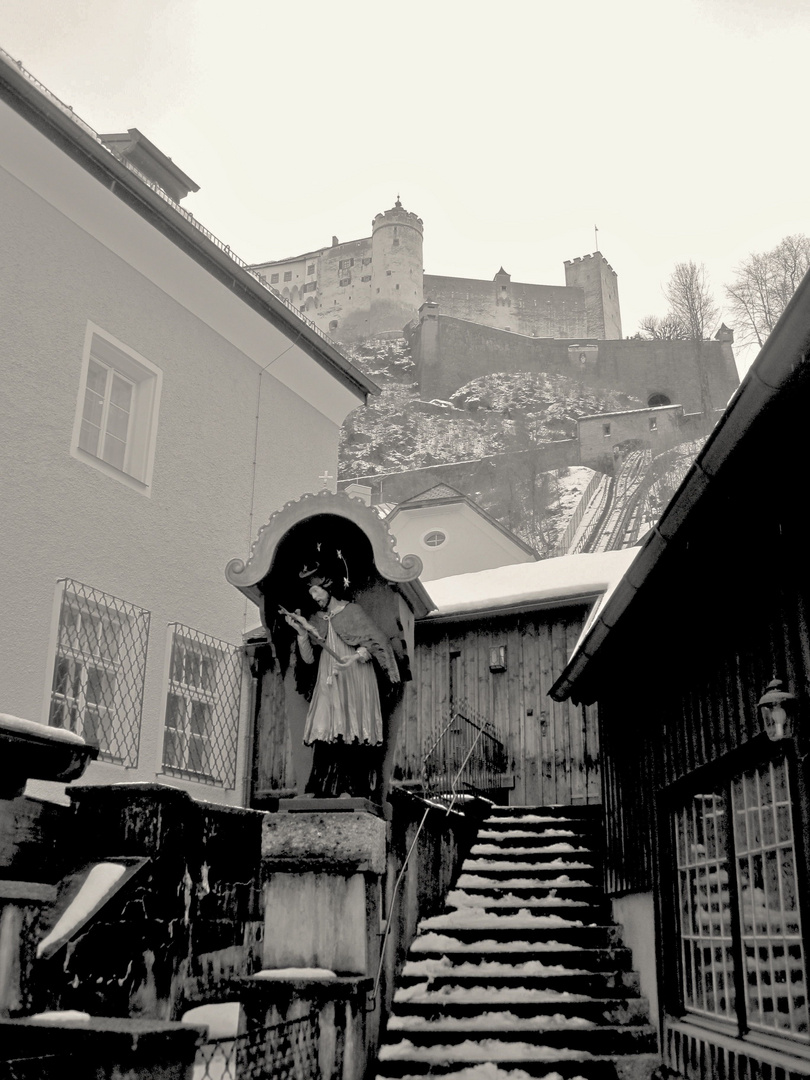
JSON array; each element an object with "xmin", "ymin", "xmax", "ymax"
[{"xmin": 398, "ymin": 604, "xmax": 600, "ymax": 805}]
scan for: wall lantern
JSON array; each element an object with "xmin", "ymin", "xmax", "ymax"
[
  {"xmin": 489, "ymin": 645, "xmax": 506, "ymax": 673},
  {"xmin": 757, "ymin": 678, "xmax": 796, "ymax": 741}
]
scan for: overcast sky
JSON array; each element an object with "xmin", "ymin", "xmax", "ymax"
[{"xmin": 4, "ymin": 0, "xmax": 807, "ymax": 376}]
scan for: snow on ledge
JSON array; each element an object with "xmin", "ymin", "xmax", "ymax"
[
  {"xmin": 0, "ymin": 713, "xmax": 86, "ymax": 746},
  {"xmin": 422, "ymin": 549, "xmax": 640, "ymax": 618},
  {"xmin": 251, "ymin": 967, "xmax": 337, "ymax": 980}
]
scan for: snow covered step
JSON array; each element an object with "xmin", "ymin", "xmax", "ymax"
[
  {"xmin": 458, "ymin": 864, "xmax": 601, "ymax": 885},
  {"xmin": 467, "ymin": 845, "xmax": 598, "ymax": 863},
  {"xmin": 396, "ymin": 970, "xmax": 641, "ymax": 997},
  {"xmin": 390, "ymin": 993, "xmax": 653, "ymax": 1026},
  {"xmin": 377, "ymin": 1042, "xmax": 658, "ymax": 1079},
  {"xmin": 382, "ymin": 1024, "xmax": 657, "ymax": 1056},
  {"xmin": 409, "ymin": 937, "xmax": 636, "ymax": 974},
  {"xmin": 415, "ymin": 914, "xmax": 624, "ymax": 949},
  {"xmin": 444, "ymin": 890, "xmax": 610, "ymax": 918},
  {"xmin": 486, "ymin": 805, "xmax": 602, "ymax": 819}
]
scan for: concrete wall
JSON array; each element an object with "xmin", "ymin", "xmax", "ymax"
[
  {"xmin": 388, "ymin": 502, "xmax": 535, "ymax": 581},
  {"xmin": 612, "ymin": 892, "xmax": 660, "ymax": 1038},
  {"xmin": 424, "ymin": 274, "xmax": 587, "ymax": 339},
  {"xmin": 1, "ymin": 97, "xmax": 360, "ymax": 807},
  {"xmin": 409, "ymin": 313, "xmax": 739, "ymax": 413},
  {"xmin": 578, "ymin": 405, "xmax": 685, "ymax": 471}
]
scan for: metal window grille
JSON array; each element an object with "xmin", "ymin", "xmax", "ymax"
[
  {"xmin": 674, "ymin": 755, "xmax": 809, "ymax": 1040},
  {"xmin": 732, "ymin": 758, "xmax": 808, "ymax": 1037},
  {"xmin": 194, "ymin": 1012, "xmax": 329, "ymax": 1080},
  {"xmin": 161, "ymin": 624, "xmax": 242, "ymax": 788},
  {"xmin": 49, "ymin": 579, "xmax": 150, "ymax": 766}
]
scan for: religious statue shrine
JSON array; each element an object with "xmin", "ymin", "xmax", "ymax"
[{"xmin": 225, "ymin": 490, "xmax": 432, "ymax": 807}]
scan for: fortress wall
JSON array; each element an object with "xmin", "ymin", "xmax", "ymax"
[
  {"xmin": 410, "ymin": 315, "xmax": 739, "ymax": 414},
  {"xmin": 339, "ymin": 441, "xmax": 579, "ymax": 507},
  {"xmin": 424, "ymin": 275, "xmax": 587, "ymax": 338},
  {"xmin": 564, "ymin": 254, "xmax": 622, "ymax": 339}
]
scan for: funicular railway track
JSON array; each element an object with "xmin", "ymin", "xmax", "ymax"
[{"xmin": 580, "ymin": 449, "xmax": 651, "ymax": 553}]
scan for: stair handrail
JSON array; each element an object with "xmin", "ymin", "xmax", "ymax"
[{"xmin": 368, "ymin": 725, "xmax": 487, "ymax": 1012}]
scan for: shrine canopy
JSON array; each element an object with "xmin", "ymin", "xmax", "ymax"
[{"xmin": 225, "ymin": 490, "xmax": 434, "ymax": 628}]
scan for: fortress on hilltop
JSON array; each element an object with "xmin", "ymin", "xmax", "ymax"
[
  {"xmin": 251, "ymin": 200, "xmax": 738, "ymax": 423},
  {"xmin": 250, "ymin": 198, "xmax": 622, "ymax": 344}
]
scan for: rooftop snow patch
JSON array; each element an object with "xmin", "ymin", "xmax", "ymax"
[
  {"xmin": 0, "ymin": 713, "xmax": 86, "ymax": 745},
  {"xmin": 422, "ymin": 549, "xmax": 640, "ymax": 619}
]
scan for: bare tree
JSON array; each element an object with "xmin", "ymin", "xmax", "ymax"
[
  {"xmin": 663, "ymin": 261, "xmax": 719, "ymax": 341},
  {"xmin": 638, "ymin": 313, "xmax": 688, "ymax": 340},
  {"xmin": 726, "ymin": 234, "xmax": 810, "ymax": 347}
]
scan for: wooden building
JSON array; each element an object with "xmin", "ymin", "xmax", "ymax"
[
  {"xmin": 551, "ymin": 274, "xmax": 810, "ymax": 1077},
  {"xmin": 394, "ymin": 550, "xmax": 638, "ymax": 804}
]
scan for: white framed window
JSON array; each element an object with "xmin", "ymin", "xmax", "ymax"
[
  {"xmin": 161, "ymin": 625, "xmax": 242, "ymax": 788},
  {"xmin": 71, "ymin": 324, "xmax": 162, "ymax": 494},
  {"xmin": 48, "ymin": 579, "xmax": 150, "ymax": 766},
  {"xmin": 422, "ymin": 529, "xmax": 447, "ymax": 549}
]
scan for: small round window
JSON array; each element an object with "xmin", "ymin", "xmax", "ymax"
[{"xmin": 423, "ymin": 530, "xmax": 447, "ymax": 548}]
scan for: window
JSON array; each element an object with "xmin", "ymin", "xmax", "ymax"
[
  {"xmin": 386, "ymin": 270, "xmax": 392, "ymax": 276},
  {"xmin": 339, "ymin": 258, "xmax": 354, "ymax": 270},
  {"xmin": 603, "ymin": 423, "xmax": 612, "ymax": 437},
  {"xmin": 71, "ymin": 325, "xmax": 162, "ymax": 494},
  {"xmin": 302, "ymin": 281, "xmax": 317, "ymax": 293},
  {"xmin": 395, "ymin": 284, "xmax": 400, "ymax": 290},
  {"xmin": 673, "ymin": 755, "xmax": 808, "ymax": 1040},
  {"xmin": 339, "ymin": 277, "xmax": 351, "ymax": 287},
  {"xmin": 270, "ymin": 273, "xmax": 279, "ymax": 284},
  {"xmin": 162, "ymin": 625, "xmax": 242, "ymax": 787},
  {"xmin": 650, "ymin": 417, "xmax": 658, "ymax": 431},
  {"xmin": 307, "ymin": 263, "xmax": 315, "ymax": 275},
  {"xmin": 283, "ymin": 271, "xmax": 292, "ymax": 282},
  {"xmin": 361, "ymin": 275, "xmax": 371, "ymax": 283},
  {"xmin": 392, "ymin": 239, "xmax": 400, "ymax": 247},
  {"xmin": 423, "ymin": 530, "xmax": 447, "ymax": 548},
  {"xmin": 362, "ymin": 257, "xmax": 372, "ymax": 266},
  {"xmin": 48, "ymin": 579, "xmax": 150, "ymax": 766}
]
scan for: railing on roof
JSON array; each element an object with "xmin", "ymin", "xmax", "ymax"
[{"xmin": 0, "ymin": 48, "xmax": 337, "ymax": 352}]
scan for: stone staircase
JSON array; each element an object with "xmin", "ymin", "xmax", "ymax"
[{"xmin": 376, "ymin": 804, "xmax": 659, "ymax": 1080}]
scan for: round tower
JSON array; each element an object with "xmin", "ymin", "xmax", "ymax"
[{"xmin": 369, "ymin": 198, "xmax": 424, "ymax": 337}]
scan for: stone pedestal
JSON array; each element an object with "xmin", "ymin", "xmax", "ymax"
[{"xmin": 261, "ymin": 808, "xmax": 387, "ymax": 976}]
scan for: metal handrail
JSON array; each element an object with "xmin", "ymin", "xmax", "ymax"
[{"xmin": 368, "ymin": 727, "xmax": 486, "ymax": 1011}]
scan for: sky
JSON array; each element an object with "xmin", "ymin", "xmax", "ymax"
[{"xmin": 4, "ymin": 0, "xmax": 807, "ymax": 377}]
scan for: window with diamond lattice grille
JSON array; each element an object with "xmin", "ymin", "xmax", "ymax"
[
  {"xmin": 49, "ymin": 580, "xmax": 150, "ymax": 766},
  {"xmin": 673, "ymin": 754, "xmax": 809, "ymax": 1042},
  {"xmin": 162, "ymin": 626, "xmax": 241, "ymax": 787}
]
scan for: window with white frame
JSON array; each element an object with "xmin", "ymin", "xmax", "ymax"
[
  {"xmin": 162, "ymin": 625, "xmax": 242, "ymax": 787},
  {"xmin": 48, "ymin": 579, "xmax": 150, "ymax": 766},
  {"xmin": 673, "ymin": 754, "xmax": 809, "ymax": 1041},
  {"xmin": 71, "ymin": 325, "xmax": 162, "ymax": 494}
]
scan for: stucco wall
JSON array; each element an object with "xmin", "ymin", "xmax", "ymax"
[
  {"xmin": 578, "ymin": 405, "xmax": 685, "ymax": 470},
  {"xmin": 1, "ymin": 111, "xmax": 355, "ymax": 806},
  {"xmin": 388, "ymin": 503, "xmax": 535, "ymax": 581}
]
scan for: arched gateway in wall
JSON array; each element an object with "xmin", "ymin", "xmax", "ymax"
[{"xmin": 225, "ymin": 490, "xmax": 432, "ymax": 805}]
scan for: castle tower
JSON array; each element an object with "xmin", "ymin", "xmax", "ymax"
[
  {"xmin": 563, "ymin": 253, "xmax": 622, "ymax": 339},
  {"xmin": 369, "ymin": 198, "xmax": 424, "ymax": 337}
]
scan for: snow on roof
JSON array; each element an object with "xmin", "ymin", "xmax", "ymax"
[
  {"xmin": 422, "ymin": 548, "xmax": 640, "ymax": 619},
  {"xmin": 0, "ymin": 713, "xmax": 86, "ymax": 746}
]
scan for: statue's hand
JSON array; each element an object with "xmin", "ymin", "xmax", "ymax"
[{"xmin": 355, "ymin": 647, "xmax": 371, "ymax": 662}]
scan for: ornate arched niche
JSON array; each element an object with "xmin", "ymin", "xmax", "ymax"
[{"xmin": 225, "ymin": 491, "xmax": 433, "ymax": 805}]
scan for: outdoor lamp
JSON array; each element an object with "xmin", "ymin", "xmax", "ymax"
[{"xmin": 757, "ymin": 678, "xmax": 796, "ymax": 741}]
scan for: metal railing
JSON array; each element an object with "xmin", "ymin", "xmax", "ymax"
[
  {"xmin": 555, "ymin": 470, "xmax": 604, "ymax": 555},
  {"xmin": 194, "ymin": 1011, "xmax": 328, "ymax": 1080},
  {"xmin": 369, "ymin": 706, "xmax": 506, "ymax": 1008},
  {"xmin": 422, "ymin": 704, "xmax": 508, "ymax": 804}
]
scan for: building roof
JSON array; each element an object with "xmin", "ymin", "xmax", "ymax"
[
  {"xmin": 421, "ymin": 548, "xmax": 640, "ymax": 622},
  {"xmin": 387, "ymin": 485, "xmax": 538, "ymax": 560},
  {"xmin": 0, "ymin": 47, "xmax": 377, "ymax": 404},
  {"xmin": 551, "ymin": 266, "xmax": 810, "ymax": 704}
]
